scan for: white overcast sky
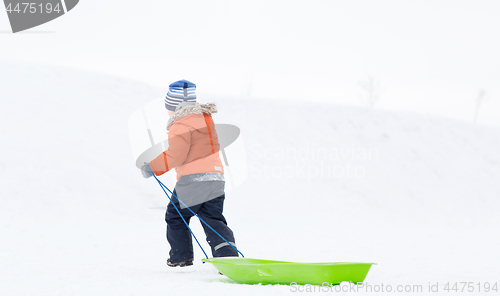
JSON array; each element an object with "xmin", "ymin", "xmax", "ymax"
[{"xmin": 1, "ymin": 0, "xmax": 500, "ymax": 125}]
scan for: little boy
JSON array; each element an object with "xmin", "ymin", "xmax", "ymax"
[{"xmin": 141, "ymin": 79, "xmax": 238, "ymax": 267}]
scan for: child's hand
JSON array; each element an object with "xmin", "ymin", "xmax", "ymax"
[{"xmin": 141, "ymin": 164, "xmax": 153, "ymax": 179}]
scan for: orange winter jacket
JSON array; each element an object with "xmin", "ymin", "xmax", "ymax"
[{"xmin": 149, "ymin": 103, "xmax": 224, "ymax": 180}]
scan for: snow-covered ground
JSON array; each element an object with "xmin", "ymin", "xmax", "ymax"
[{"xmin": 1, "ymin": 60, "xmax": 499, "ymax": 295}]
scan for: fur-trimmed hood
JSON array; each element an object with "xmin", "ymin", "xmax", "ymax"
[{"xmin": 167, "ymin": 102, "xmax": 217, "ymax": 129}]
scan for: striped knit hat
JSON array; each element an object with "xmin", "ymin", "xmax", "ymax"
[{"xmin": 165, "ymin": 79, "xmax": 197, "ymax": 111}]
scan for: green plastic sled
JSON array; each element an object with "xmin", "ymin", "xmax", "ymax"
[{"xmin": 202, "ymin": 257, "xmax": 375, "ymax": 286}]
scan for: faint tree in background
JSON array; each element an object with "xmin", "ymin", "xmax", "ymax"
[
  {"xmin": 242, "ymin": 75, "xmax": 253, "ymax": 99},
  {"xmin": 245, "ymin": 78, "xmax": 253, "ymax": 98},
  {"xmin": 358, "ymin": 76, "xmax": 382, "ymax": 108},
  {"xmin": 473, "ymin": 89, "xmax": 488, "ymax": 123}
]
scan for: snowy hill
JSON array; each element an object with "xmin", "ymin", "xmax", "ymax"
[{"xmin": 1, "ymin": 60, "xmax": 499, "ymax": 295}]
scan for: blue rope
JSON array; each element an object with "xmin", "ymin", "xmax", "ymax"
[
  {"xmin": 147, "ymin": 165, "xmax": 244, "ymax": 258},
  {"xmin": 157, "ymin": 180, "xmax": 245, "ymax": 258}
]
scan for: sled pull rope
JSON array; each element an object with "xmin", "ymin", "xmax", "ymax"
[{"xmin": 147, "ymin": 165, "xmax": 244, "ymax": 258}]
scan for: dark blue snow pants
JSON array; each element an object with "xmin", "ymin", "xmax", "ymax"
[{"xmin": 165, "ymin": 190, "xmax": 238, "ymax": 263}]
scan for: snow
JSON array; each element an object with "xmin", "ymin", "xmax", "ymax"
[{"xmin": 1, "ymin": 60, "xmax": 500, "ymax": 295}]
